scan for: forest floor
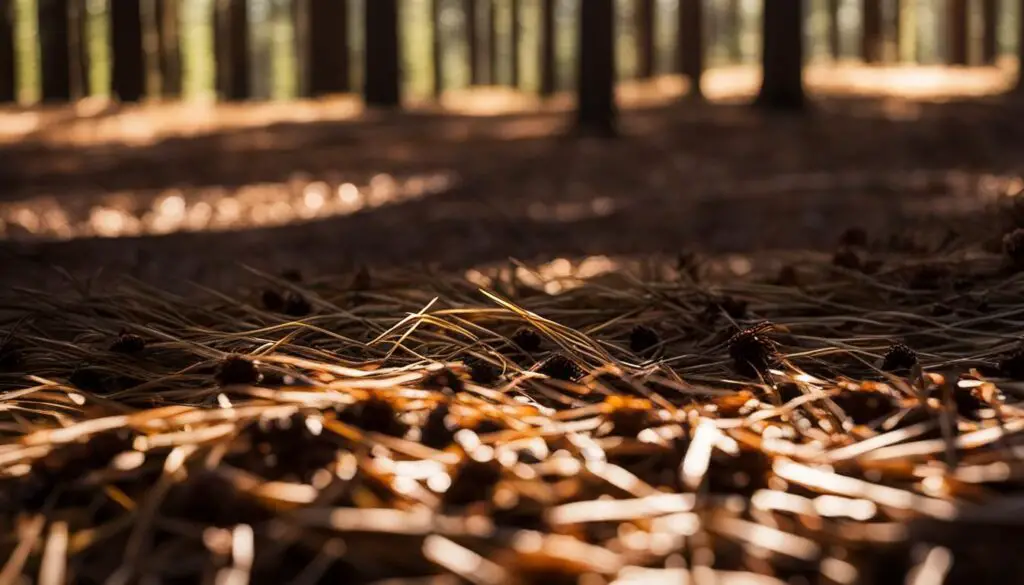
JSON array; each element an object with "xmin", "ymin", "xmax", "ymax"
[
  {"xmin": 4, "ymin": 65, "xmax": 1024, "ymax": 584},
  {"xmin": 0, "ymin": 63, "xmax": 1021, "ymax": 292}
]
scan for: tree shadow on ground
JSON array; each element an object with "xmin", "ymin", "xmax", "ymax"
[{"xmin": 1, "ymin": 92, "xmax": 1022, "ymax": 291}]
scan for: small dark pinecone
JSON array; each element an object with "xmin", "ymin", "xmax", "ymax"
[
  {"xmin": 110, "ymin": 331, "xmax": 146, "ymax": 354},
  {"xmin": 337, "ymin": 396, "xmax": 407, "ymax": 437},
  {"xmin": 464, "ymin": 357, "xmax": 500, "ymax": 385},
  {"xmin": 421, "ymin": 403, "xmax": 457, "ymax": 449},
  {"xmin": 283, "ymin": 293, "xmax": 312, "ymax": 317},
  {"xmin": 881, "ymin": 342, "xmax": 917, "ymax": 373},
  {"xmin": 832, "ymin": 247, "xmax": 863, "ymax": 271},
  {"xmin": 216, "ymin": 355, "xmax": 263, "ymax": 386},
  {"xmin": 728, "ymin": 322, "xmax": 780, "ymax": 378},
  {"xmin": 443, "ymin": 457, "xmax": 503, "ymax": 507},
  {"xmin": 998, "ymin": 345, "xmax": 1024, "ymax": 380},
  {"xmin": 1004, "ymin": 229, "xmax": 1024, "ymax": 268},
  {"xmin": 538, "ymin": 354, "xmax": 583, "ymax": 382},
  {"xmin": 511, "ymin": 327, "xmax": 542, "ymax": 353},
  {"xmin": 261, "ymin": 289, "xmax": 285, "ymax": 312},
  {"xmin": 775, "ymin": 265, "xmax": 800, "ymax": 287},
  {"xmin": 838, "ymin": 227, "xmax": 868, "ymax": 248},
  {"xmin": 628, "ymin": 325, "xmax": 660, "ymax": 357},
  {"xmin": 422, "ymin": 367, "xmax": 465, "ymax": 395},
  {"xmin": 831, "ymin": 390, "xmax": 899, "ymax": 426}
]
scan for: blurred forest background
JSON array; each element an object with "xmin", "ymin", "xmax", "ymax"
[{"xmin": 4, "ymin": 0, "xmax": 1021, "ymax": 104}]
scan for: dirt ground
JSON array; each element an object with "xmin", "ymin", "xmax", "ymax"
[{"xmin": 1, "ymin": 65, "xmax": 1023, "ymax": 293}]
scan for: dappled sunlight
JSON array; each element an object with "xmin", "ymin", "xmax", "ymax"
[
  {"xmin": 0, "ymin": 170, "xmax": 458, "ymax": 242},
  {"xmin": 0, "ymin": 64, "xmax": 1016, "ymax": 148}
]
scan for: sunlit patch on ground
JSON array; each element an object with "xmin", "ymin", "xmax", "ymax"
[
  {"xmin": 0, "ymin": 64, "xmax": 1015, "ymax": 147},
  {"xmin": 0, "ymin": 171, "xmax": 458, "ymax": 242}
]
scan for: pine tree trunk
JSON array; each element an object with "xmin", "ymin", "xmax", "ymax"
[
  {"xmin": 510, "ymin": 0, "xmax": 520, "ymax": 88},
  {"xmin": 111, "ymin": 0, "xmax": 145, "ymax": 102},
  {"xmin": 754, "ymin": 0, "xmax": 804, "ymax": 110},
  {"xmin": 214, "ymin": 0, "xmax": 249, "ymax": 100},
  {"xmin": 981, "ymin": 0, "xmax": 998, "ymax": 65},
  {"xmin": 576, "ymin": 0, "xmax": 617, "ymax": 136},
  {"xmin": 364, "ymin": 0, "xmax": 400, "ymax": 106},
  {"xmin": 39, "ymin": 0, "xmax": 71, "ymax": 102},
  {"xmin": 679, "ymin": 0, "xmax": 703, "ymax": 97},
  {"xmin": 725, "ymin": 0, "xmax": 742, "ymax": 62},
  {"xmin": 1017, "ymin": 0, "xmax": 1024, "ymax": 91},
  {"xmin": 155, "ymin": 0, "xmax": 182, "ymax": 98},
  {"xmin": 432, "ymin": 0, "xmax": 444, "ymax": 96},
  {"xmin": 539, "ymin": 0, "xmax": 556, "ymax": 96},
  {"xmin": 947, "ymin": 0, "xmax": 968, "ymax": 65},
  {"xmin": 0, "ymin": 0, "xmax": 13, "ymax": 102},
  {"xmin": 636, "ymin": 0, "xmax": 655, "ymax": 78},
  {"xmin": 69, "ymin": 0, "xmax": 89, "ymax": 99},
  {"xmin": 890, "ymin": 0, "xmax": 901, "ymax": 62},
  {"xmin": 465, "ymin": 0, "xmax": 480, "ymax": 85},
  {"xmin": 306, "ymin": 0, "xmax": 349, "ymax": 95},
  {"xmin": 487, "ymin": 0, "xmax": 498, "ymax": 84},
  {"xmin": 827, "ymin": 0, "xmax": 840, "ymax": 60},
  {"xmin": 861, "ymin": 0, "xmax": 883, "ymax": 63}
]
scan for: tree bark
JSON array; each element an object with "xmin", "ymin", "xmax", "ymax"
[
  {"xmin": 889, "ymin": 0, "xmax": 901, "ymax": 62},
  {"xmin": 39, "ymin": 0, "xmax": 71, "ymax": 102},
  {"xmin": 510, "ymin": 0, "xmax": 520, "ymax": 88},
  {"xmin": 364, "ymin": 0, "xmax": 400, "ymax": 106},
  {"xmin": 539, "ymin": 0, "xmax": 556, "ymax": 96},
  {"xmin": 111, "ymin": 0, "xmax": 145, "ymax": 102},
  {"xmin": 981, "ymin": 0, "xmax": 998, "ymax": 65},
  {"xmin": 576, "ymin": 0, "xmax": 617, "ymax": 137},
  {"xmin": 465, "ymin": 0, "xmax": 480, "ymax": 85},
  {"xmin": 754, "ymin": 0, "xmax": 805, "ymax": 110},
  {"xmin": 861, "ymin": 0, "xmax": 883, "ymax": 63},
  {"xmin": 214, "ymin": 0, "xmax": 249, "ymax": 100},
  {"xmin": 306, "ymin": 0, "xmax": 349, "ymax": 96},
  {"xmin": 947, "ymin": 0, "xmax": 968, "ymax": 65},
  {"xmin": 155, "ymin": 0, "xmax": 182, "ymax": 98},
  {"xmin": 432, "ymin": 0, "xmax": 444, "ymax": 96},
  {"xmin": 69, "ymin": 0, "xmax": 89, "ymax": 99},
  {"xmin": 827, "ymin": 0, "xmax": 840, "ymax": 61},
  {"xmin": 636, "ymin": 0, "xmax": 655, "ymax": 78},
  {"xmin": 679, "ymin": 0, "xmax": 703, "ymax": 97},
  {"xmin": 0, "ymin": 0, "xmax": 13, "ymax": 102}
]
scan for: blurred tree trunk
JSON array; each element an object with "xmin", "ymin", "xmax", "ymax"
[
  {"xmin": 861, "ymin": 0, "xmax": 883, "ymax": 63},
  {"xmin": 364, "ymin": 0, "xmax": 400, "ymax": 106},
  {"xmin": 306, "ymin": 0, "xmax": 350, "ymax": 95},
  {"xmin": 487, "ymin": 0, "xmax": 498, "ymax": 84},
  {"xmin": 432, "ymin": 0, "xmax": 444, "ymax": 96},
  {"xmin": 576, "ymin": 0, "xmax": 616, "ymax": 136},
  {"xmin": 539, "ymin": 0, "xmax": 556, "ymax": 96},
  {"xmin": 510, "ymin": 0, "xmax": 520, "ymax": 87},
  {"xmin": 39, "ymin": 0, "xmax": 71, "ymax": 102},
  {"xmin": 890, "ymin": 0, "xmax": 901, "ymax": 62},
  {"xmin": 1017, "ymin": 0, "xmax": 1024, "ymax": 91},
  {"xmin": 679, "ymin": 0, "xmax": 704, "ymax": 98},
  {"xmin": 636, "ymin": 0, "xmax": 655, "ymax": 78},
  {"xmin": 111, "ymin": 0, "xmax": 145, "ymax": 102},
  {"xmin": 947, "ymin": 0, "xmax": 968, "ymax": 65},
  {"xmin": 981, "ymin": 0, "xmax": 998, "ymax": 65},
  {"xmin": 155, "ymin": 0, "xmax": 182, "ymax": 98},
  {"xmin": 725, "ymin": 0, "xmax": 742, "ymax": 62},
  {"xmin": 754, "ymin": 0, "xmax": 804, "ymax": 110},
  {"xmin": 69, "ymin": 0, "xmax": 89, "ymax": 99},
  {"xmin": 214, "ymin": 0, "xmax": 249, "ymax": 100},
  {"xmin": 827, "ymin": 0, "xmax": 840, "ymax": 60},
  {"xmin": 0, "ymin": 0, "xmax": 13, "ymax": 102},
  {"xmin": 465, "ymin": 0, "xmax": 480, "ymax": 85}
]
